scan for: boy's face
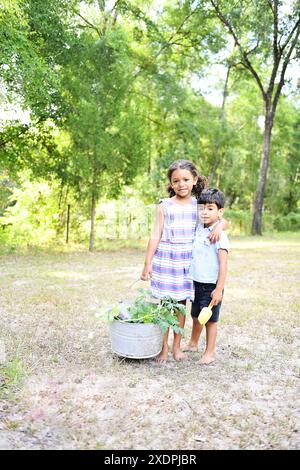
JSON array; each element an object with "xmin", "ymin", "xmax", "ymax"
[{"xmin": 198, "ymin": 203, "xmax": 224, "ymax": 227}]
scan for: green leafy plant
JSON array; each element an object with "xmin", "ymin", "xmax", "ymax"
[{"xmin": 103, "ymin": 288, "xmax": 186, "ymax": 334}]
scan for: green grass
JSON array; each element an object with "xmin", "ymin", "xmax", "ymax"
[
  {"xmin": 0, "ymin": 234, "xmax": 299, "ymax": 450},
  {"xmin": 0, "ymin": 231, "xmax": 299, "ymax": 256},
  {"xmin": 0, "ymin": 236, "xmax": 147, "ymax": 255},
  {"xmin": 0, "ymin": 356, "xmax": 27, "ymax": 397}
]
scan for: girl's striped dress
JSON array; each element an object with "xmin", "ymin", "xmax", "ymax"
[{"xmin": 151, "ymin": 197, "xmax": 197, "ymax": 301}]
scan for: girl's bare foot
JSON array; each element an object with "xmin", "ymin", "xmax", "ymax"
[
  {"xmin": 182, "ymin": 343, "xmax": 198, "ymax": 352},
  {"xmin": 173, "ymin": 349, "xmax": 186, "ymax": 361},
  {"xmin": 155, "ymin": 346, "xmax": 169, "ymax": 363},
  {"xmin": 199, "ymin": 353, "xmax": 215, "ymax": 365}
]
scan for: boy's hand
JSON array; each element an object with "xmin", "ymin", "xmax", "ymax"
[
  {"xmin": 210, "ymin": 288, "xmax": 223, "ymax": 306},
  {"xmin": 141, "ymin": 263, "xmax": 152, "ymax": 281},
  {"xmin": 209, "ymin": 221, "xmax": 222, "ymax": 243}
]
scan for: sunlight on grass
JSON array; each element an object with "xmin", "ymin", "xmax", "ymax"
[{"xmin": 231, "ymin": 233, "xmax": 300, "ymax": 250}]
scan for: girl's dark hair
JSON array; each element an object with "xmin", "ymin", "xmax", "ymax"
[{"xmin": 166, "ymin": 159, "xmax": 208, "ymax": 198}]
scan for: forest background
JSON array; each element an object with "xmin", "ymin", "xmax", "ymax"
[{"xmin": 1, "ymin": 0, "xmax": 300, "ymax": 252}]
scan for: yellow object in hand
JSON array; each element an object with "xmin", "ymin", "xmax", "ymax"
[{"xmin": 198, "ymin": 301, "xmax": 213, "ymax": 325}]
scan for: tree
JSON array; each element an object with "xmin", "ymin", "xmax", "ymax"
[
  {"xmin": 209, "ymin": 0, "xmax": 300, "ymax": 234},
  {"xmin": 61, "ymin": 26, "xmax": 149, "ymax": 250},
  {"xmin": 0, "ymin": 0, "xmax": 76, "ymax": 198},
  {"xmin": 0, "ymin": 0, "xmax": 74, "ymax": 122}
]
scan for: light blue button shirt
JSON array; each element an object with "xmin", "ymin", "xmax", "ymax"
[{"xmin": 190, "ymin": 223, "xmax": 229, "ymax": 283}]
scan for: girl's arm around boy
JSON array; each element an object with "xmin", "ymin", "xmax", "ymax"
[
  {"xmin": 210, "ymin": 248, "xmax": 228, "ymax": 306},
  {"xmin": 209, "ymin": 218, "xmax": 228, "ymax": 243}
]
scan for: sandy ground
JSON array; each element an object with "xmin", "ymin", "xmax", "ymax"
[{"xmin": 0, "ymin": 236, "xmax": 299, "ymax": 450}]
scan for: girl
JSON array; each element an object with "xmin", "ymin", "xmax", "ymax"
[{"xmin": 141, "ymin": 160, "xmax": 227, "ymax": 362}]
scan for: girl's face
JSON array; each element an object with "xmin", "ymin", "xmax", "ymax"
[{"xmin": 170, "ymin": 169, "xmax": 197, "ymax": 199}]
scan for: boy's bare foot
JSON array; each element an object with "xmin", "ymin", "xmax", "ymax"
[
  {"xmin": 155, "ymin": 346, "xmax": 169, "ymax": 363},
  {"xmin": 182, "ymin": 343, "xmax": 198, "ymax": 352},
  {"xmin": 173, "ymin": 349, "xmax": 186, "ymax": 361},
  {"xmin": 199, "ymin": 353, "xmax": 215, "ymax": 365}
]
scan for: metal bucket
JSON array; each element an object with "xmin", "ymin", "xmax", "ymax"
[{"xmin": 110, "ymin": 321, "xmax": 163, "ymax": 359}]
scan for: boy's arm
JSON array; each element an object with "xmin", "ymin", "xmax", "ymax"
[
  {"xmin": 210, "ymin": 249, "xmax": 228, "ymax": 306},
  {"xmin": 209, "ymin": 218, "xmax": 229, "ymax": 243},
  {"xmin": 141, "ymin": 204, "xmax": 164, "ymax": 280}
]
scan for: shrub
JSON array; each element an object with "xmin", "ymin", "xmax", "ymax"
[{"xmin": 274, "ymin": 211, "xmax": 300, "ymax": 231}]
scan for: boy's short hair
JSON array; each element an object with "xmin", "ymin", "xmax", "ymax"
[{"xmin": 198, "ymin": 188, "xmax": 225, "ymax": 209}]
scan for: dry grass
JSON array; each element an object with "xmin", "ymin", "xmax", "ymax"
[{"xmin": 0, "ymin": 234, "xmax": 299, "ymax": 450}]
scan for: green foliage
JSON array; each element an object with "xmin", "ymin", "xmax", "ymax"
[
  {"xmin": 267, "ymin": 103, "xmax": 300, "ymax": 215},
  {"xmin": 0, "ymin": 173, "xmax": 61, "ymax": 246},
  {"xmin": 274, "ymin": 212, "xmax": 300, "ymax": 232},
  {"xmin": 103, "ymin": 288, "xmax": 186, "ymax": 334},
  {"xmin": 61, "ymin": 26, "xmax": 150, "ymax": 200},
  {"xmin": 0, "ymin": 0, "xmax": 299, "ymax": 247},
  {"xmin": 0, "ymin": 0, "xmax": 72, "ymax": 120},
  {"xmin": 0, "ymin": 121, "xmax": 69, "ymax": 183},
  {"xmin": 0, "ymin": 355, "xmax": 26, "ymax": 397},
  {"xmin": 223, "ymin": 209, "xmax": 252, "ymax": 235},
  {"xmin": 0, "ymin": 171, "xmax": 16, "ymax": 216}
]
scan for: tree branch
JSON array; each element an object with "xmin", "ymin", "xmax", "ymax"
[
  {"xmin": 245, "ymin": 41, "xmax": 261, "ymax": 56},
  {"xmin": 267, "ymin": 0, "xmax": 274, "ymax": 14},
  {"xmin": 110, "ymin": 0, "xmax": 122, "ymax": 26},
  {"xmin": 101, "ymin": 0, "xmax": 123, "ymax": 34},
  {"xmin": 279, "ymin": 15, "xmax": 300, "ymax": 53},
  {"xmin": 210, "ymin": 0, "xmax": 266, "ymax": 99},
  {"xmin": 109, "ymin": 0, "xmax": 122, "ymax": 13},
  {"xmin": 131, "ymin": 9, "xmax": 199, "ymax": 82},
  {"xmin": 266, "ymin": 0, "xmax": 280, "ymax": 97},
  {"xmin": 155, "ymin": 8, "xmax": 199, "ymax": 59},
  {"xmin": 272, "ymin": 26, "xmax": 300, "ymax": 116},
  {"xmin": 272, "ymin": 0, "xmax": 279, "ymax": 61},
  {"xmin": 136, "ymin": 113, "xmax": 162, "ymax": 127},
  {"xmin": 73, "ymin": 10, "xmax": 102, "ymax": 37}
]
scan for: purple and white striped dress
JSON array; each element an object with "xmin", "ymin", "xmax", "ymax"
[{"xmin": 151, "ymin": 197, "xmax": 197, "ymax": 301}]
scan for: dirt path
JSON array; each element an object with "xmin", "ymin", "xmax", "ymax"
[{"xmin": 0, "ymin": 236, "xmax": 299, "ymax": 449}]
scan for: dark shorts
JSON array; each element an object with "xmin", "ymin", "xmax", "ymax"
[{"xmin": 191, "ymin": 282, "xmax": 222, "ymax": 323}]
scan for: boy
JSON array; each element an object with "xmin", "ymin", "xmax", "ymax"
[{"xmin": 184, "ymin": 187, "xmax": 229, "ymax": 364}]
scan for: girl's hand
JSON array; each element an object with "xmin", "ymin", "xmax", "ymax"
[
  {"xmin": 210, "ymin": 288, "xmax": 223, "ymax": 306},
  {"xmin": 209, "ymin": 220, "xmax": 223, "ymax": 243},
  {"xmin": 141, "ymin": 263, "xmax": 152, "ymax": 281}
]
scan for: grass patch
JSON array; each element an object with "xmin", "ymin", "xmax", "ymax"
[
  {"xmin": 1, "ymin": 231, "xmax": 299, "ymax": 256},
  {"xmin": 0, "ymin": 238, "xmax": 147, "ymax": 256},
  {"xmin": 0, "ymin": 356, "xmax": 27, "ymax": 397},
  {"xmin": 0, "ymin": 234, "xmax": 299, "ymax": 449}
]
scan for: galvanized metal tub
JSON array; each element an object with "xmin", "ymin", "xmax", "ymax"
[{"xmin": 110, "ymin": 321, "xmax": 163, "ymax": 359}]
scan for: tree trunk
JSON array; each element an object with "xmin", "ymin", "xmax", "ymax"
[
  {"xmin": 115, "ymin": 201, "xmax": 120, "ymax": 239},
  {"xmin": 56, "ymin": 185, "xmax": 68, "ymax": 237},
  {"xmin": 251, "ymin": 103, "xmax": 273, "ymax": 235},
  {"xmin": 209, "ymin": 64, "xmax": 231, "ymax": 182},
  {"xmin": 89, "ymin": 170, "xmax": 97, "ymax": 252},
  {"xmin": 66, "ymin": 204, "xmax": 71, "ymax": 243}
]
